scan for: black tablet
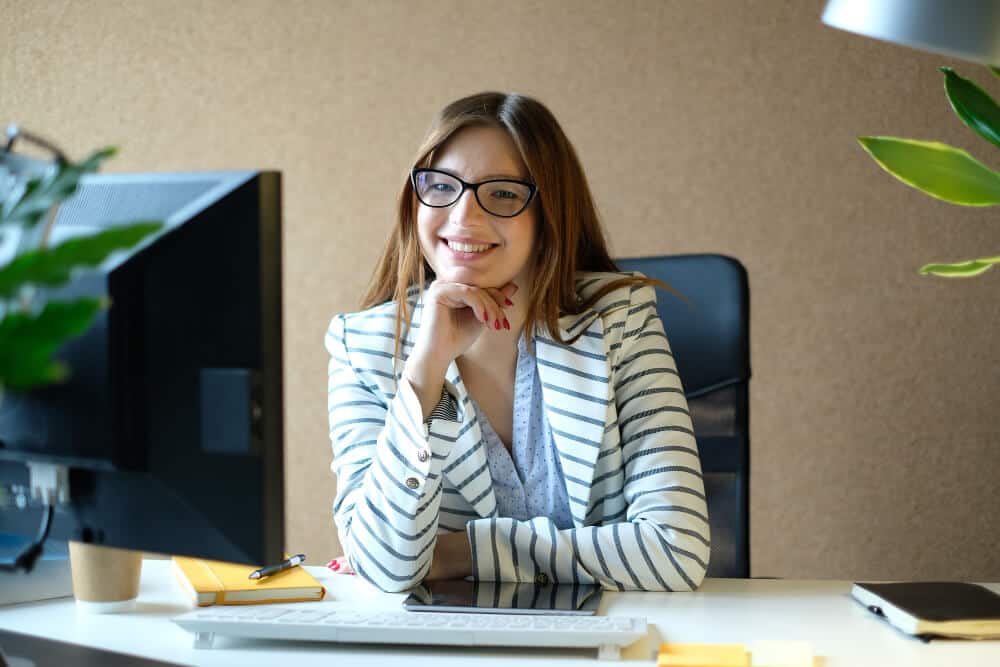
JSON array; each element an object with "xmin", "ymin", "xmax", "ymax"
[{"xmin": 402, "ymin": 580, "xmax": 603, "ymax": 615}]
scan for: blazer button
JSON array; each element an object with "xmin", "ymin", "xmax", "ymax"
[
  {"xmin": 405, "ymin": 477, "xmax": 420, "ymax": 489},
  {"xmin": 417, "ymin": 450, "xmax": 429, "ymax": 463},
  {"xmin": 534, "ymin": 573, "xmax": 549, "ymax": 585}
]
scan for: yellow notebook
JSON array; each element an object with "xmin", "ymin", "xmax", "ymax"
[{"xmin": 171, "ymin": 556, "xmax": 325, "ymax": 606}]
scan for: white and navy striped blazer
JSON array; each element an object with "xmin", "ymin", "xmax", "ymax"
[{"xmin": 326, "ymin": 272, "xmax": 710, "ymax": 593}]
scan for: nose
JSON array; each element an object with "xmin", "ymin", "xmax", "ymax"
[{"xmin": 448, "ymin": 188, "xmax": 488, "ymax": 224}]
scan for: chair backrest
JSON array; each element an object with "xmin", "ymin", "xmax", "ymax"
[{"xmin": 616, "ymin": 254, "xmax": 751, "ymax": 578}]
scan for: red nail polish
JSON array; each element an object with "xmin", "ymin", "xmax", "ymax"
[
  {"xmin": 494, "ymin": 319, "xmax": 501, "ymax": 330},
  {"xmin": 504, "ymin": 298, "xmax": 513, "ymax": 306},
  {"xmin": 504, "ymin": 318, "xmax": 510, "ymax": 330}
]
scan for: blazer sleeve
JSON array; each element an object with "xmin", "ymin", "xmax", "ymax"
[
  {"xmin": 463, "ymin": 284, "xmax": 711, "ymax": 591},
  {"xmin": 326, "ymin": 313, "xmax": 459, "ymax": 592}
]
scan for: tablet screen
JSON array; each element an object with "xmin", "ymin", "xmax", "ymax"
[{"xmin": 402, "ymin": 580, "xmax": 603, "ymax": 615}]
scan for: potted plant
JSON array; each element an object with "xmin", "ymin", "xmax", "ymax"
[
  {"xmin": 0, "ymin": 126, "xmax": 162, "ymax": 405},
  {"xmin": 859, "ymin": 67, "xmax": 1000, "ymax": 277}
]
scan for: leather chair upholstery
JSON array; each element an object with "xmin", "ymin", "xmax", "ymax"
[{"xmin": 616, "ymin": 254, "xmax": 751, "ymax": 578}]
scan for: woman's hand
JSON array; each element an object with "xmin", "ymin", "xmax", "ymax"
[
  {"xmin": 404, "ymin": 280, "xmax": 518, "ymax": 418},
  {"xmin": 416, "ymin": 280, "xmax": 518, "ymax": 364}
]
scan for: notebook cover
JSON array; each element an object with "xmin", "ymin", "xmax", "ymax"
[
  {"xmin": 855, "ymin": 582, "xmax": 1000, "ymax": 622},
  {"xmin": 171, "ymin": 556, "xmax": 324, "ymax": 606}
]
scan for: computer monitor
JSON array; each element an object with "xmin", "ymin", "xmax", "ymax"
[{"xmin": 0, "ymin": 170, "xmax": 284, "ymax": 565}]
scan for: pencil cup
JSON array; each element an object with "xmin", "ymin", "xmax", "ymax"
[{"xmin": 68, "ymin": 541, "xmax": 143, "ymax": 613}]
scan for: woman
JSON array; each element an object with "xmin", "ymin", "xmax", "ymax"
[{"xmin": 326, "ymin": 92, "xmax": 709, "ymax": 593}]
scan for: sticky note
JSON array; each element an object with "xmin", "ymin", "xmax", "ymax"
[
  {"xmin": 749, "ymin": 640, "xmax": 813, "ymax": 667},
  {"xmin": 658, "ymin": 642, "xmax": 750, "ymax": 667}
]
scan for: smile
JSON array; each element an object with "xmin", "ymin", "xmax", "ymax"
[{"xmin": 447, "ymin": 239, "xmax": 495, "ymax": 253}]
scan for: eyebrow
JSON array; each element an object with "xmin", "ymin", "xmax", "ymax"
[{"xmin": 432, "ymin": 167, "xmax": 530, "ymax": 182}]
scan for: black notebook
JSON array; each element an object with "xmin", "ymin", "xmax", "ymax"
[{"xmin": 852, "ymin": 581, "xmax": 1000, "ymax": 640}]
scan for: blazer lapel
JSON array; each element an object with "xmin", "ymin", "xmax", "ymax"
[{"xmin": 535, "ymin": 313, "xmax": 612, "ymax": 527}]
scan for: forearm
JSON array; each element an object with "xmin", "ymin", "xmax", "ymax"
[
  {"xmin": 465, "ymin": 515, "xmax": 708, "ymax": 591},
  {"xmin": 331, "ymin": 369, "xmax": 454, "ymax": 592}
]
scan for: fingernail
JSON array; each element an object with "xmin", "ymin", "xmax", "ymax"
[
  {"xmin": 504, "ymin": 298, "xmax": 513, "ymax": 306},
  {"xmin": 483, "ymin": 311, "xmax": 488, "ymax": 323},
  {"xmin": 494, "ymin": 319, "xmax": 501, "ymax": 330},
  {"xmin": 503, "ymin": 318, "xmax": 510, "ymax": 330}
]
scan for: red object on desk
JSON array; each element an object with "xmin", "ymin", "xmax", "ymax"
[{"xmin": 326, "ymin": 557, "xmax": 355, "ymax": 575}]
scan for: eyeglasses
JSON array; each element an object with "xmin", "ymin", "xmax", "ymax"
[{"xmin": 411, "ymin": 168, "xmax": 537, "ymax": 218}]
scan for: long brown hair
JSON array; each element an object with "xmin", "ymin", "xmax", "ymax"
[{"xmin": 361, "ymin": 91, "xmax": 680, "ymax": 363}]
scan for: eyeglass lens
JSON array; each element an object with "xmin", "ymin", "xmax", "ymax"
[{"xmin": 413, "ymin": 170, "xmax": 532, "ymax": 217}]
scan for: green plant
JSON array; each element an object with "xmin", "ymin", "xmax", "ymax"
[
  {"xmin": 858, "ymin": 66, "xmax": 1000, "ymax": 277},
  {"xmin": 0, "ymin": 139, "xmax": 162, "ymax": 402}
]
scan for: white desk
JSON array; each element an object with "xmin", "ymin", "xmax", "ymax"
[{"xmin": 1, "ymin": 560, "xmax": 998, "ymax": 666}]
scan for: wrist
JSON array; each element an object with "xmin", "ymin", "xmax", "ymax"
[
  {"xmin": 427, "ymin": 531, "xmax": 472, "ymax": 580},
  {"xmin": 404, "ymin": 349, "xmax": 450, "ymax": 420},
  {"xmin": 406, "ymin": 345, "xmax": 450, "ymax": 385}
]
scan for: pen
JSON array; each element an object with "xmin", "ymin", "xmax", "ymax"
[{"xmin": 248, "ymin": 553, "xmax": 306, "ymax": 580}]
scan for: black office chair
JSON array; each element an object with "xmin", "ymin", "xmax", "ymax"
[{"xmin": 616, "ymin": 254, "xmax": 751, "ymax": 578}]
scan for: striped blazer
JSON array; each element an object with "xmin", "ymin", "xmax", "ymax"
[{"xmin": 326, "ymin": 272, "xmax": 710, "ymax": 593}]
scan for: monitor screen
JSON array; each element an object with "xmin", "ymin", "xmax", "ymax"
[{"xmin": 0, "ymin": 170, "xmax": 284, "ymax": 565}]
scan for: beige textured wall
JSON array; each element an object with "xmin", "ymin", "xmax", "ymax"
[{"xmin": 4, "ymin": 0, "xmax": 999, "ymax": 580}]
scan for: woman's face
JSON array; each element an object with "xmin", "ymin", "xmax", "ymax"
[{"xmin": 416, "ymin": 125, "xmax": 538, "ymax": 289}]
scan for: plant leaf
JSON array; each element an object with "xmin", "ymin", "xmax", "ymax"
[
  {"xmin": 0, "ymin": 298, "xmax": 104, "ymax": 390},
  {"xmin": 0, "ymin": 221, "xmax": 163, "ymax": 299},
  {"xmin": 0, "ymin": 147, "xmax": 117, "ymax": 227},
  {"xmin": 991, "ymin": 65, "xmax": 1000, "ymax": 80},
  {"xmin": 919, "ymin": 255, "xmax": 1000, "ymax": 277},
  {"xmin": 941, "ymin": 67, "xmax": 1000, "ymax": 150},
  {"xmin": 858, "ymin": 136, "xmax": 1000, "ymax": 205}
]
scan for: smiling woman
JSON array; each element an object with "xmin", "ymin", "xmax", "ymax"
[
  {"xmin": 325, "ymin": 92, "xmax": 710, "ymax": 593},
  {"xmin": 414, "ymin": 126, "xmax": 539, "ymax": 296}
]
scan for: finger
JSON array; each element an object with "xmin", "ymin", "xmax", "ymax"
[
  {"xmin": 473, "ymin": 291, "xmax": 495, "ymax": 327},
  {"xmin": 433, "ymin": 283, "xmax": 485, "ymax": 315},
  {"xmin": 482, "ymin": 288, "xmax": 512, "ymax": 330},
  {"xmin": 484, "ymin": 287, "xmax": 513, "ymax": 309},
  {"xmin": 434, "ymin": 283, "xmax": 505, "ymax": 329},
  {"xmin": 499, "ymin": 282, "xmax": 519, "ymax": 299},
  {"xmin": 468, "ymin": 289, "xmax": 503, "ymax": 330},
  {"xmin": 453, "ymin": 286, "xmax": 493, "ymax": 326},
  {"xmin": 456, "ymin": 284, "xmax": 500, "ymax": 325},
  {"xmin": 479, "ymin": 289, "xmax": 508, "ymax": 330},
  {"xmin": 482, "ymin": 291, "xmax": 505, "ymax": 330}
]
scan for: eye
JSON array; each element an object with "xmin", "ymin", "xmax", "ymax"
[
  {"xmin": 491, "ymin": 189, "xmax": 521, "ymax": 200},
  {"xmin": 430, "ymin": 182, "xmax": 457, "ymax": 193}
]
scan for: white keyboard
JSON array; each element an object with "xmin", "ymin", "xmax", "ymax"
[{"xmin": 172, "ymin": 605, "xmax": 647, "ymax": 660}]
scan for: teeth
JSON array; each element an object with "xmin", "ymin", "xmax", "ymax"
[{"xmin": 448, "ymin": 240, "xmax": 492, "ymax": 253}]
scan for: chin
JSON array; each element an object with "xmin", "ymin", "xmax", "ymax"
[{"xmin": 435, "ymin": 266, "xmax": 495, "ymax": 287}]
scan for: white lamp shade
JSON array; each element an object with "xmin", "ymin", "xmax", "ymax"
[{"xmin": 822, "ymin": 0, "xmax": 1000, "ymax": 66}]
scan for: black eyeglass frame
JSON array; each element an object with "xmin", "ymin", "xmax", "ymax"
[{"xmin": 410, "ymin": 168, "xmax": 538, "ymax": 219}]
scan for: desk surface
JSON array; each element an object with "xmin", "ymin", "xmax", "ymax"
[{"xmin": 0, "ymin": 560, "xmax": 998, "ymax": 666}]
